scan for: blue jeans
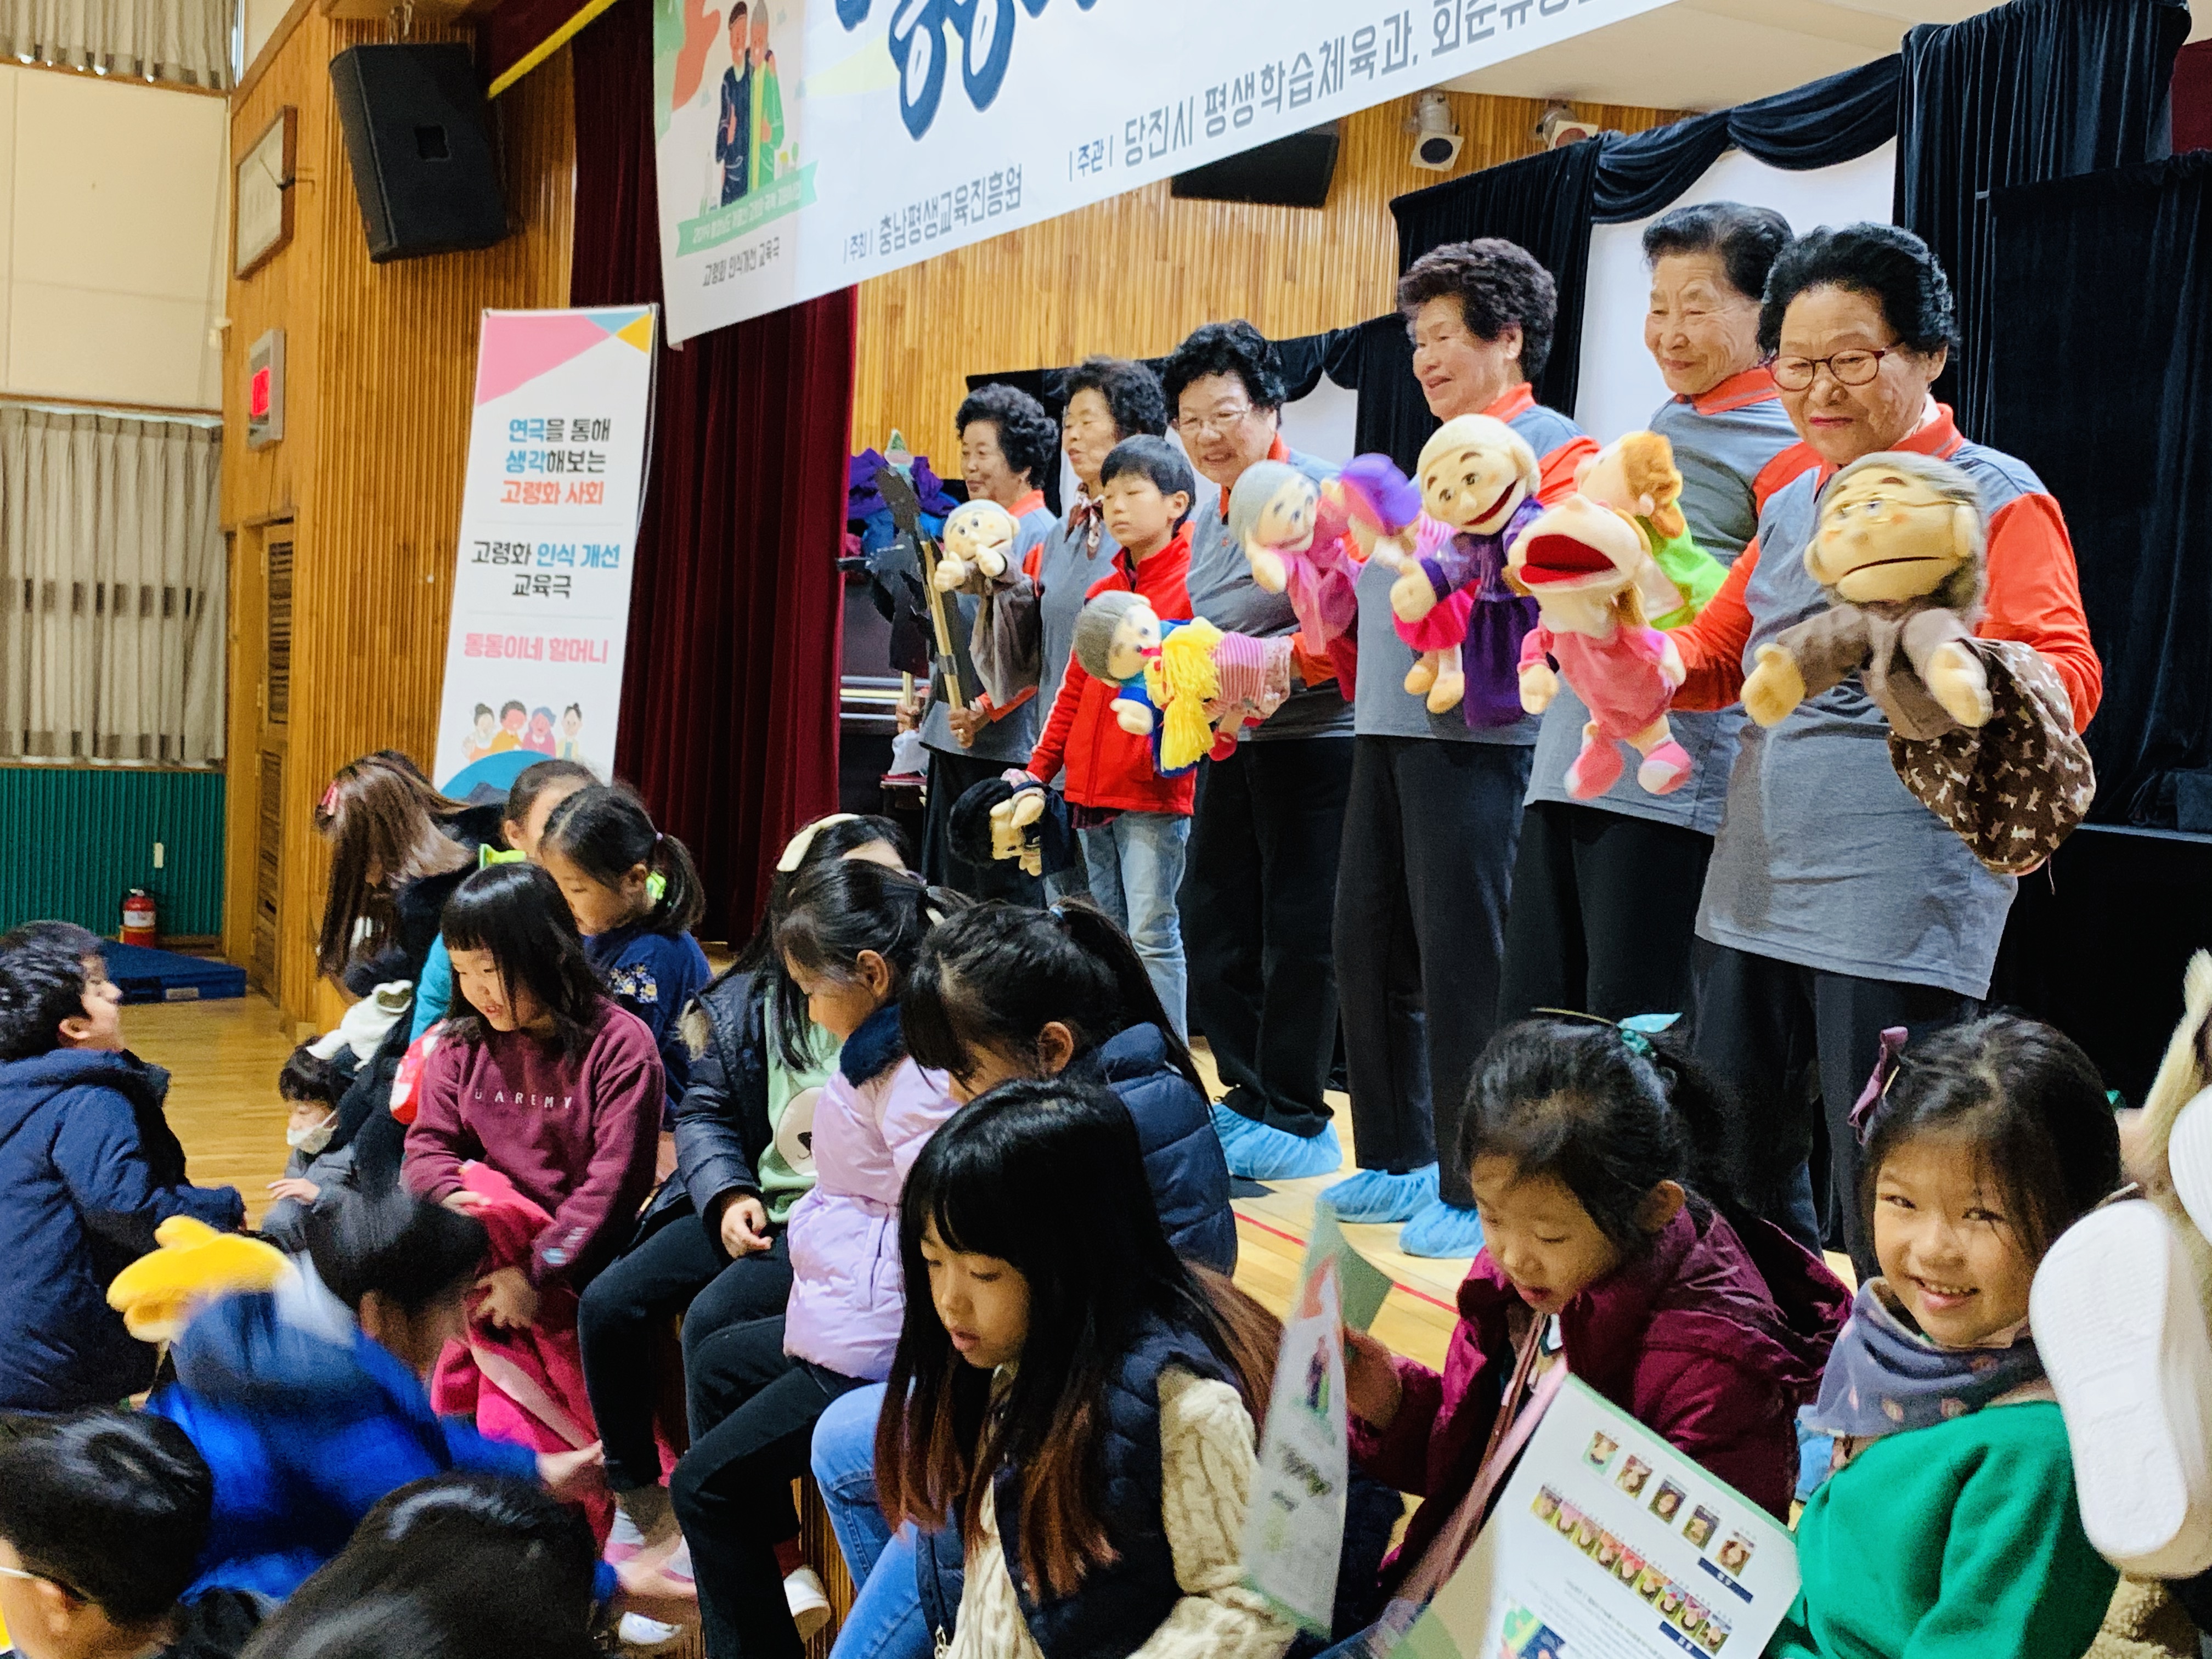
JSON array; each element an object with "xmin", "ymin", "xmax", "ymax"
[
  {"xmin": 1078, "ymin": 810, "xmax": 1191, "ymax": 1036},
  {"xmin": 811, "ymin": 1384, "xmax": 955, "ymax": 1659}
]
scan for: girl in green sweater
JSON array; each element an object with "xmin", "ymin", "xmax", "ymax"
[{"xmin": 1771, "ymin": 1014, "xmax": 2123, "ymax": 1659}]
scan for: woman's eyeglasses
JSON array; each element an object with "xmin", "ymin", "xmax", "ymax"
[{"xmin": 1769, "ymin": 348, "xmax": 1894, "ymax": 391}]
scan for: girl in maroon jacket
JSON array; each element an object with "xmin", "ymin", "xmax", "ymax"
[
  {"xmin": 403, "ymin": 862, "xmax": 663, "ymax": 1332},
  {"xmin": 1343, "ymin": 1018, "xmax": 1848, "ymax": 1612}
]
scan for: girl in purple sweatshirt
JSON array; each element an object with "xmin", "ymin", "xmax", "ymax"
[
  {"xmin": 669, "ymin": 860, "xmax": 967, "ymax": 1659},
  {"xmin": 402, "ymin": 862, "xmax": 663, "ymax": 1328}
]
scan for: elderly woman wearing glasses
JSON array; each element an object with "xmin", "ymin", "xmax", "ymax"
[
  {"xmin": 1667, "ymin": 223, "xmax": 2101, "ymax": 1278},
  {"xmin": 1161, "ymin": 320, "xmax": 1354, "ymax": 1184}
]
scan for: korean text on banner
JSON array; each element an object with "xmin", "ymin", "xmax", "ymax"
[
  {"xmin": 1244, "ymin": 1201, "xmax": 1393, "ymax": 1634},
  {"xmin": 1390, "ymin": 1376, "xmax": 1800, "ymax": 1659},
  {"xmin": 432, "ymin": 307, "xmax": 659, "ymax": 800},
  {"xmin": 651, "ymin": 0, "xmax": 1678, "ymax": 343}
]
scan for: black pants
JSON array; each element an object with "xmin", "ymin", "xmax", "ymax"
[
  {"xmin": 1334, "ymin": 737, "xmax": 1531, "ymax": 1207},
  {"xmin": 1496, "ymin": 802, "xmax": 1714, "ymax": 1026},
  {"xmin": 670, "ymin": 1317, "xmax": 865, "ymax": 1659},
  {"xmin": 1690, "ymin": 938, "xmax": 1975, "ymax": 1278},
  {"xmin": 576, "ymin": 1218, "xmax": 793, "ymax": 1493},
  {"xmin": 921, "ymin": 746, "xmax": 1040, "ymax": 904},
  {"xmin": 1183, "ymin": 737, "xmax": 1355, "ymax": 1138}
]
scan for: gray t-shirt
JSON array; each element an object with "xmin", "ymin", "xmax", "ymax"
[
  {"xmin": 1031, "ymin": 505, "xmax": 1119, "ymax": 750},
  {"xmin": 1186, "ymin": 446, "xmax": 1353, "ymax": 742},
  {"xmin": 1525, "ymin": 385, "xmax": 1808, "ymax": 832},
  {"xmin": 922, "ymin": 500, "xmax": 1054, "ymax": 766},
  {"xmin": 1352, "ymin": 398, "xmax": 1588, "ymax": 744},
  {"xmin": 1695, "ymin": 436, "xmax": 2058, "ymax": 998}
]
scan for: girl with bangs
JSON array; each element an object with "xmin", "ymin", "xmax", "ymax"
[{"xmin": 876, "ymin": 1079, "xmax": 1296, "ymax": 1659}]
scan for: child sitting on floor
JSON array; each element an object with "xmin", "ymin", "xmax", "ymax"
[
  {"xmin": 1341, "ymin": 1018, "xmax": 1847, "ymax": 1629},
  {"xmin": 0, "ymin": 1409, "xmax": 261, "ymax": 1659},
  {"xmin": 261, "ymin": 1045, "xmax": 350, "ymax": 1252},
  {"xmin": 0, "ymin": 923, "xmax": 245, "ymax": 1415},
  {"xmin": 1772, "ymin": 1015, "xmax": 2123, "ymax": 1659}
]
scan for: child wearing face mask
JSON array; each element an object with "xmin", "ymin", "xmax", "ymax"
[
  {"xmin": 260, "ymin": 1045, "xmax": 351, "ymax": 1252},
  {"xmin": 1340, "ymin": 1019, "xmax": 1847, "ymax": 1621},
  {"xmin": 536, "ymin": 784, "xmax": 712, "ymax": 1120},
  {"xmin": 1771, "ymin": 1015, "xmax": 2123, "ymax": 1659},
  {"xmin": 669, "ymin": 859, "xmax": 967, "ymax": 1659},
  {"xmin": 879, "ymin": 1078, "xmax": 1294, "ymax": 1659}
]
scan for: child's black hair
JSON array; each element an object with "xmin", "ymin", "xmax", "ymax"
[
  {"xmin": 879, "ymin": 1079, "xmax": 1276, "ymax": 1600},
  {"xmin": 504, "ymin": 759, "xmax": 595, "ymax": 836},
  {"xmin": 439, "ymin": 862, "xmax": 607, "ymax": 1058},
  {"xmin": 540, "ymin": 782, "xmax": 706, "ymax": 936},
  {"xmin": 280, "ymin": 1042, "xmax": 341, "ymax": 1105},
  {"xmin": 715, "ymin": 814, "xmax": 915, "ymax": 1070},
  {"xmin": 1860, "ymin": 1013, "xmax": 2121, "ymax": 1265},
  {"xmin": 0, "ymin": 941, "xmax": 92, "ymax": 1062},
  {"xmin": 1099, "ymin": 435, "xmax": 1196, "ymax": 527},
  {"xmin": 0, "ymin": 1408, "xmax": 213, "ymax": 1624},
  {"xmin": 238, "ymin": 1474, "xmax": 599, "ymax": 1659},
  {"xmin": 773, "ymin": 860, "xmax": 968, "ymax": 1000},
  {"xmin": 304, "ymin": 1189, "xmax": 490, "ymax": 1318},
  {"xmin": 1459, "ymin": 1018, "xmax": 1744, "ymax": 1252},
  {"xmin": 904, "ymin": 899, "xmax": 1205, "ymax": 1097},
  {"xmin": 0, "ymin": 919, "xmax": 104, "ymax": 961}
]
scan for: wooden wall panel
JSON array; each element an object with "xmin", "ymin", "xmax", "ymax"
[
  {"xmin": 850, "ymin": 91, "xmax": 1688, "ymax": 454},
  {"xmin": 220, "ymin": 21, "xmax": 575, "ymax": 1026}
]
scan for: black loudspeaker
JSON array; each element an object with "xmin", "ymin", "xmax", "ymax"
[
  {"xmin": 329, "ymin": 43, "xmax": 508, "ymax": 262},
  {"xmin": 1171, "ymin": 122, "xmax": 1342, "ymax": 210}
]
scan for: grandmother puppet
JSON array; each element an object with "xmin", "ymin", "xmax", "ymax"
[
  {"xmin": 1373, "ymin": 414, "xmax": 1545, "ymax": 724},
  {"xmin": 932, "ymin": 498, "xmax": 1039, "ymax": 710},
  {"xmin": 1740, "ymin": 451, "xmax": 2093, "ymax": 875}
]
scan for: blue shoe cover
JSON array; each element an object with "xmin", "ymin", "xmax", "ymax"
[
  {"xmin": 1399, "ymin": 1196, "xmax": 1486, "ymax": 1259},
  {"xmin": 1209, "ymin": 1105, "xmax": 1344, "ymax": 1181},
  {"xmin": 1320, "ymin": 1164, "xmax": 1439, "ymax": 1224}
]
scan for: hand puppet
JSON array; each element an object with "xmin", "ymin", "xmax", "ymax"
[
  {"xmin": 1742, "ymin": 452, "xmax": 2092, "ymax": 873},
  {"xmin": 1508, "ymin": 492, "xmax": 1691, "ymax": 798},
  {"xmin": 1374, "ymin": 415, "xmax": 1543, "ymax": 723},
  {"xmin": 1071, "ymin": 591, "xmax": 1293, "ymax": 775},
  {"xmin": 106, "ymin": 1216, "xmax": 293, "ymax": 1345},
  {"xmin": 949, "ymin": 776, "xmax": 1073, "ymax": 878},
  {"xmin": 932, "ymin": 499, "xmax": 1022, "ymax": 592},
  {"xmin": 933, "ymin": 498, "xmax": 1040, "ymax": 709},
  {"xmin": 1572, "ymin": 431, "xmax": 1728, "ymax": 629}
]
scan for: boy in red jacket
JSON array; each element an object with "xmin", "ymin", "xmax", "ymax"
[{"xmin": 1013, "ymin": 436, "xmax": 1197, "ymax": 1034}]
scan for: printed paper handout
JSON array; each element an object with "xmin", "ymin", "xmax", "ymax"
[
  {"xmin": 1242, "ymin": 1200, "xmax": 1393, "ymax": 1634},
  {"xmin": 1395, "ymin": 1376, "xmax": 1799, "ymax": 1659}
]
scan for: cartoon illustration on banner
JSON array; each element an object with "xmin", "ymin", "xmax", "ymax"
[
  {"xmin": 649, "ymin": 0, "xmax": 1680, "ymax": 343},
  {"xmin": 432, "ymin": 307, "xmax": 658, "ymax": 802}
]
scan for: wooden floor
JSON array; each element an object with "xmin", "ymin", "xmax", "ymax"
[{"xmin": 137, "ymin": 994, "xmax": 1460, "ymax": 1370}]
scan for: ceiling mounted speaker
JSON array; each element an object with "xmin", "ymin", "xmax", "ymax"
[
  {"xmin": 1537, "ymin": 102, "xmax": 1604, "ymax": 150},
  {"xmin": 1408, "ymin": 91, "xmax": 1463, "ymax": 171}
]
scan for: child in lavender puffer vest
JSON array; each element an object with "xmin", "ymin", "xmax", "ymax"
[{"xmin": 669, "ymin": 860, "xmax": 965, "ymax": 1659}]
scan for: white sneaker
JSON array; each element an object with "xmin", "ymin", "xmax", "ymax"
[
  {"xmin": 2166, "ymin": 1084, "xmax": 2212, "ymax": 1243},
  {"xmin": 784, "ymin": 1565, "xmax": 832, "ymax": 1641},
  {"xmin": 2034, "ymin": 1199, "xmax": 2212, "ymax": 1577},
  {"xmin": 618, "ymin": 1612, "xmax": 685, "ymax": 1651}
]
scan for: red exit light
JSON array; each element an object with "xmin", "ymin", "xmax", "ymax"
[{"xmin": 250, "ymin": 365, "xmax": 271, "ymax": 420}]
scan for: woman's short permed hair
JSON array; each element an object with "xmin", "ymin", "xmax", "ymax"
[
  {"xmin": 1159, "ymin": 320, "xmax": 1286, "ymax": 415},
  {"xmin": 1059, "ymin": 356, "xmax": 1168, "ymax": 440},
  {"xmin": 1758, "ymin": 222, "xmax": 1956, "ymax": 359},
  {"xmin": 955, "ymin": 383, "xmax": 1059, "ymax": 488},
  {"xmin": 1641, "ymin": 201, "xmax": 1792, "ymax": 305},
  {"xmin": 1398, "ymin": 238, "xmax": 1559, "ymax": 383}
]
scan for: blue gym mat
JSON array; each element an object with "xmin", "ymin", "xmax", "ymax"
[{"xmin": 103, "ymin": 942, "xmax": 246, "ymax": 1003}]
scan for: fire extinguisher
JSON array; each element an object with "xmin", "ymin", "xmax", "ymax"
[{"xmin": 121, "ymin": 889, "xmax": 157, "ymax": 947}]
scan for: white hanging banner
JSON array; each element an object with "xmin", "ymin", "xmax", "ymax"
[
  {"xmin": 431, "ymin": 307, "xmax": 658, "ymax": 801},
  {"xmin": 651, "ymin": 0, "xmax": 1677, "ymax": 344}
]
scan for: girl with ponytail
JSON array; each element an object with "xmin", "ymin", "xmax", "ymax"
[
  {"xmin": 538, "ymin": 784, "xmax": 713, "ymax": 1115},
  {"xmin": 902, "ymin": 898, "xmax": 1235, "ymax": 1272},
  {"xmin": 1340, "ymin": 1018, "xmax": 1850, "ymax": 1620}
]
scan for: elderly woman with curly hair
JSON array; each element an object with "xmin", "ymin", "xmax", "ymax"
[
  {"xmin": 1667, "ymin": 223, "xmax": 2101, "ymax": 1277},
  {"xmin": 916, "ymin": 382, "xmax": 1059, "ymax": 900}
]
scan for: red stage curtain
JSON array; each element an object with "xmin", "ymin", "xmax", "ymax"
[{"xmin": 569, "ymin": 0, "xmax": 854, "ymax": 942}]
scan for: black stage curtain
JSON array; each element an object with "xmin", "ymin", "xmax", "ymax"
[
  {"xmin": 1898, "ymin": 0, "xmax": 2188, "ymax": 438},
  {"xmin": 1592, "ymin": 57, "xmax": 1903, "ymax": 223},
  {"xmin": 1983, "ymin": 153, "xmax": 2212, "ymax": 830},
  {"xmin": 1385, "ymin": 138, "xmax": 1605, "ymax": 434}
]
